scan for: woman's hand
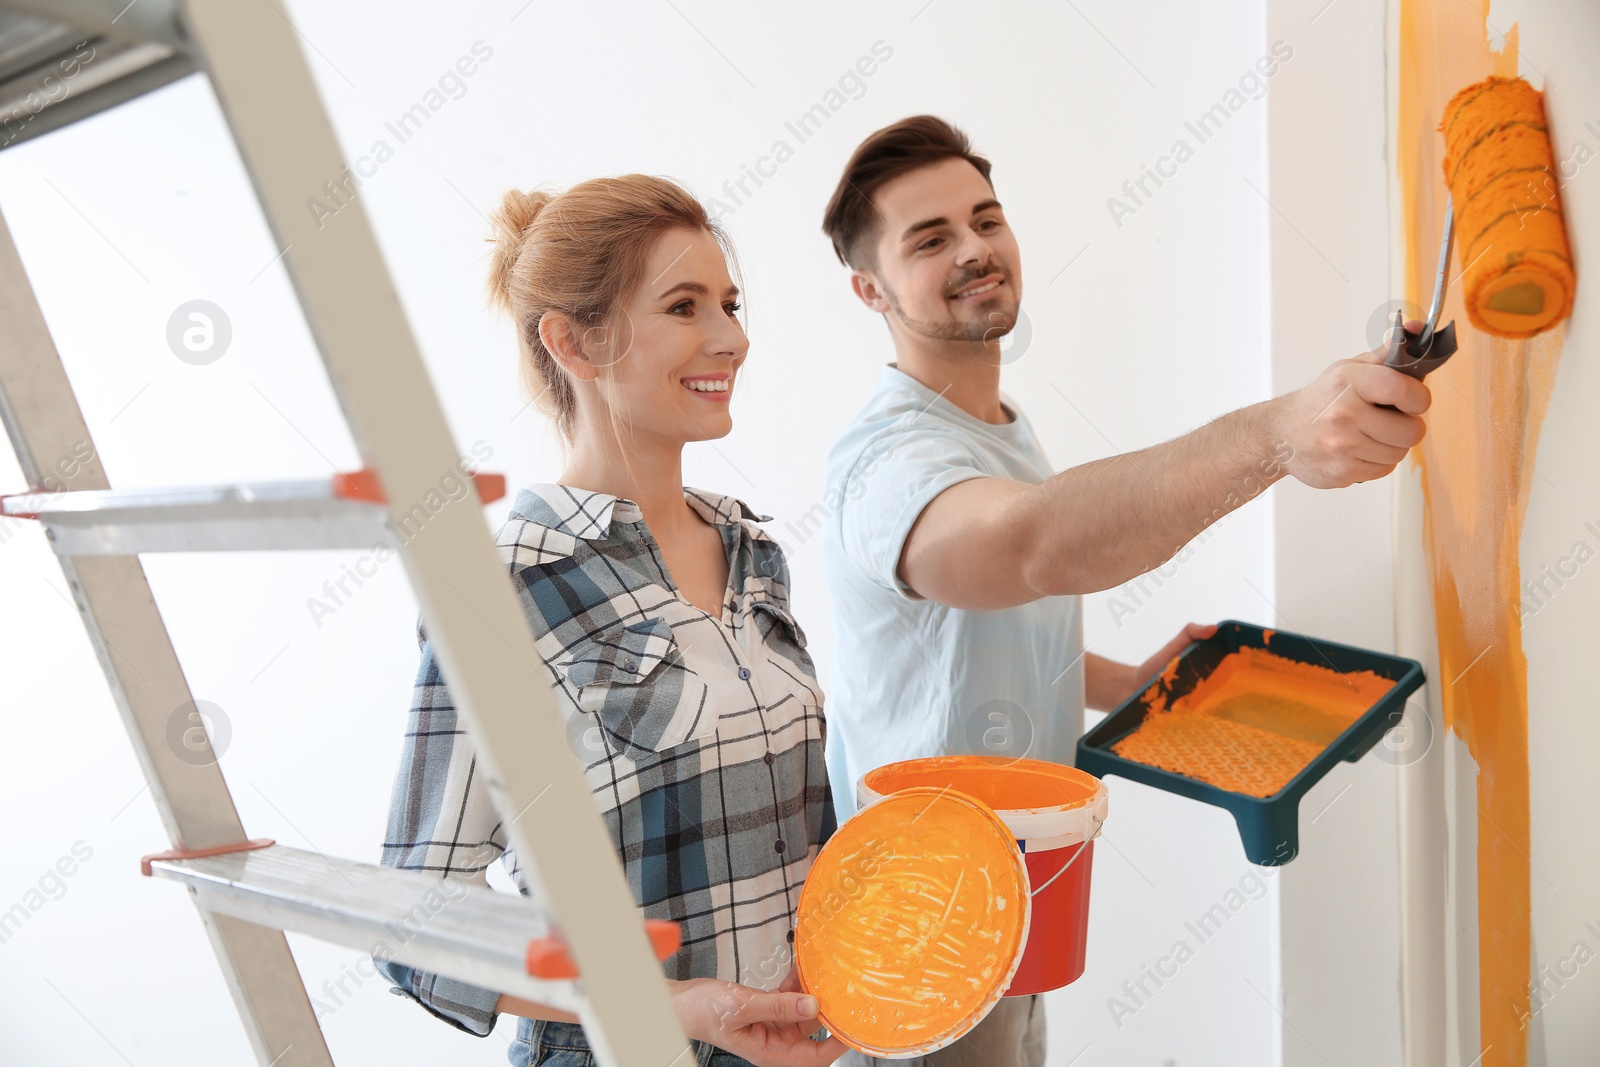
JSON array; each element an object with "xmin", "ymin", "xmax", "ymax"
[{"xmin": 669, "ymin": 966, "xmax": 846, "ymax": 1067}]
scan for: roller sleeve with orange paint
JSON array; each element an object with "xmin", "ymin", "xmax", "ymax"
[{"xmin": 1440, "ymin": 75, "xmax": 1576, "ymax": 338}]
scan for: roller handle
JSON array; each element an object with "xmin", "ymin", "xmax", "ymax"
[{"xmin": 1378, "ymin": 309, "xmax": 1456, "ymax": 411}]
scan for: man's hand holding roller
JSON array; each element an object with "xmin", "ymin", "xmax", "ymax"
[{"xmin": 1269, "ymin": 319, "xmax": 1432, "ymax": 490}]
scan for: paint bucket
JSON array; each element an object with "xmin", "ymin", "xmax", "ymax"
[
  {"xmin": 857, "ymin": 755, "xmax": 1107, "ymax": 996},
  {"xmin": 793, "ymin": 785, "xmax": 1032, "ymax": 1059}
]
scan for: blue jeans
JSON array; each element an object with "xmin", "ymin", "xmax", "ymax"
[{"xmin": 509, "ymin": 1017, "xmax": 758, "ymax": 1067}]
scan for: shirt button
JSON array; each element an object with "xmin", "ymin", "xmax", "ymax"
[
  {"xmin": 763, "ymin": 752, "xmax": 774, "ymax": 765},
  {"xmin": 624, "ymin": 660, "xmax": 639, "ymax": 673},
  {"xmin": 774, "ymin": 839, "xmax": 786, "ymax": 854},
  {"xmin": 737, "ymin": 666, "xmax": 751, "ymax": 681},
  {"xmin": 787, "ymin": 929, "xmax": 795, "ymax": 943}
]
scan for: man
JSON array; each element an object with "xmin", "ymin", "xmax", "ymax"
[{"xmin": 816, "ymin": 115, "xmax": 1428, "ymax": 1066}]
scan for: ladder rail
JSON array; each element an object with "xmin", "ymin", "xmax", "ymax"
[
  {"xmin": 0, "ymin": 207, "xmax": 336, "ymax": 1065},
  {"xmin": 177, "ymin": 2, "xmax": 694, "ymax": 1064},
  {"xmin": 0, "ymin": 0, "xmax": 697, "ymax": 1063}
]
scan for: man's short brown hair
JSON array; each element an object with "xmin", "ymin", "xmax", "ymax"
[{"xmin": 821, "ymin": 115, "xmax": 994, "ymax": 270}]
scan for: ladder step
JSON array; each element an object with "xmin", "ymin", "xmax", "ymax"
[
  {"xmin": 141, "ymin": 841, "xmax": 680, "ymax": 1006},
  {"xmin": 0, "ymin": 468, "xmax": 505, "ymax": 554},
  {"xmin": 0, "ymin": 4, "xmax": 197, "ymax": 154}
]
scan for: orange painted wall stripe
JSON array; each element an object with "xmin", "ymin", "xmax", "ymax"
[{"xmin": 1399, "ymin": 5, "xmax": 1566, "ymax": 1065}]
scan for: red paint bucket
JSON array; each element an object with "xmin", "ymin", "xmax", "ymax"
[{"xmin": 857, "ymin": 755, "xmax": 1107, "ymax": 996}]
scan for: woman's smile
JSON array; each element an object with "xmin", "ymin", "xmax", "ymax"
[{"xmin": 681, "ymin": 373, "xmax": 734, "ymax": 402}]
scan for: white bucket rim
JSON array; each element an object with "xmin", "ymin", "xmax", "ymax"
[{"xmin": 855, "ymin": 763, "xmax": 1109, "ymax": 847}]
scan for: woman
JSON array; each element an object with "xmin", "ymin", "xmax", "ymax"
[{"xmin": 374, "ymin": 175, "xmax": 844, "ymax": 1067}]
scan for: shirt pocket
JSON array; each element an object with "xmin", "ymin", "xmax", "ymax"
[
  {"xmin": 749, "ymin": 599, "xmax": 824, "ymax": 711},
  {"xmin": 557, "ymin": 616, "xmax": 718, "ymax": 758}
]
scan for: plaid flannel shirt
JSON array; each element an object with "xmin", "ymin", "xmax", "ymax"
[{"xmin": 376, "ymin": 484, "xmax": 836, "ymax": 1037}]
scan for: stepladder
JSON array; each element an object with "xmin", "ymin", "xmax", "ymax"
[{"xmin": 0, "ymin": 2, "xmax": 693, "ymax": 1064}]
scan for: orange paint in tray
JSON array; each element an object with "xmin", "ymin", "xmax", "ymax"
[
  {"xmin": 795, "ymin": 756, "xmax": 1106, "ymax": 1058},
  {"xmin": 1111, "ymin": 645, "xmax": 1393, "ymax": 797}
]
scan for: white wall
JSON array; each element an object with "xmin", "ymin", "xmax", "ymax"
[
  {"xmin": 1514, "ymin": 7, "xmax": 1600, "ymax": 1059},
  {"xmin": 0, "ymin": 2, "xmax": 1284, "ymax": 1063},
  {"xmin": 1265, "ymin": 1, "xmax": 1405, "ymax": 1065}
]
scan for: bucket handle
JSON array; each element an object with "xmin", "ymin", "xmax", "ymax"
[{"xmin": 1027, "ymin": 813, "xmax": 1104, "ymax": 898}]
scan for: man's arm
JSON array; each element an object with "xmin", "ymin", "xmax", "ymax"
[
  {"xmin": 1084, "ymin": 653, "xmax": 1137, "ymax": 713},
  {"xmin": 899, "ymin": 344, "xmax": 1430, "ymax": 610}
]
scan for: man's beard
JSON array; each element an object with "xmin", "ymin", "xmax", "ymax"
[{"xmin": 883, "ymin": 281, "xmax": 1020, "ymax": 344}]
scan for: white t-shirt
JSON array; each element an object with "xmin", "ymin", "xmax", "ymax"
[{"xmin": 820, "ymin": 364, "xmax": 1086, "ymax": 818}]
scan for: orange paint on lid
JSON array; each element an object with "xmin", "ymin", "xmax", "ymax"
[
  {"xmin": 1111, "ymin": 646, "xmax": 1394, "ymax": 797},
  {"xmin": 794, "ymin": 786, "xmax": 1030, "ymax": 1058}
]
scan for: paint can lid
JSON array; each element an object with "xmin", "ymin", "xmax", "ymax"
[{"xmin": 794, "ymin": 785, "xmax": 1030, "ymax": 1059}]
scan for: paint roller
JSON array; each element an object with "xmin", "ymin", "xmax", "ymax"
[{"xmin": 1383, "ymin": 75, "xmax": 1577, "ymax": 380}]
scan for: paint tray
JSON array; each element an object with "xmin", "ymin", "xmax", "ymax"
[{"xmin": 1075, "ymin": 620, "xmax": 1423, "ymax": 865}]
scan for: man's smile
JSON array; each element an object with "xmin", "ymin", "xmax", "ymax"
[{"xmin": 950, "ymin": 274, "xmax": 1006, "ymax": 300}]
